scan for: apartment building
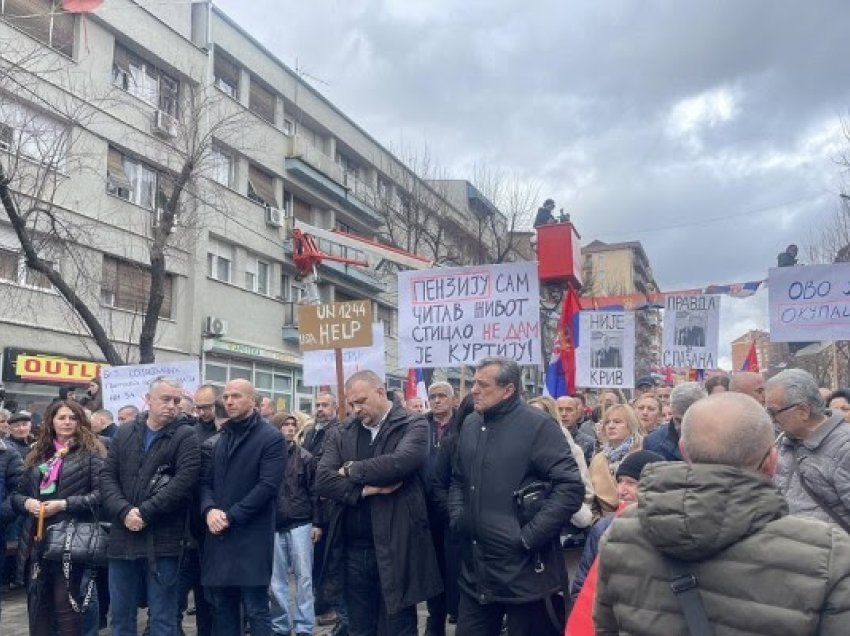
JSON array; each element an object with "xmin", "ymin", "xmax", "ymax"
[
  {"xmin": 581, "ymin": 239, "xmax": 662, "ymax": 380},
  {"xmin": 0, "ymin": 0, "xmax": 502, "ymax": 413}
]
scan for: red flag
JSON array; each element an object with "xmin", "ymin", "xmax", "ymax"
[
  {"xmin": 741, "ymin": 340, "xmax": 759, "ymax": 372},
  {"xmin": 558, "ymin": 285, "xmax": 582, "ymax": 395},
  {"xmin": 405, "ymin": 368, "xmax": 417, "ymax": 400}
]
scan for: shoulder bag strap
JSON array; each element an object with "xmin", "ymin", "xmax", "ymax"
[
  {"xmin": 791, "ymin": 451, "xmax": 850, "ymax": 533},
  {"xmin": 664, "ymin": 555, "xmax": 714, "ymax": 636}
]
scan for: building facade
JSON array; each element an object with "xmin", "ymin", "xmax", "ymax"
[{"xmin": 0, "ymin": 0, "xmax": 503, "ymax": 413}]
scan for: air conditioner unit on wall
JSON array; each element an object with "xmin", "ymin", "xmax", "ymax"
[
  {"xmin": 266, "ymin": 206, "xmax": 284, "ymax": 228},
  {"xmin": 152, "ymin": 110, "xmax": 178, "ymax": 138},
  {"xmin": 204, "ymin": 315, "xmax": 228, "ymax": 337}
]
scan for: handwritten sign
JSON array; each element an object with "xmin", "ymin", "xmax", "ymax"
[
  {"xmin": 577, "ymin": 311, "xmax": 635, "ymax": 388},
  {"xmin": 397, "ymin": 261, "xmax": 541, "ymax": 368},
  {"xmin": 102, "ymin": 359, "xmax": 200, "ymax": 415},
  {"xmin": 661, "ymin": 294, "xmax": 720, "ymax": 369},
  {"xmin": 298, "ymin": 300, "xmax": 373, "ymax": 351},
  {"xmin": 303, "ymin": 324, "xmax": 386, "ymax": 386},
  {"xmin": 769, "ymin": 264, "xmax": 850, "ymax": 342}
]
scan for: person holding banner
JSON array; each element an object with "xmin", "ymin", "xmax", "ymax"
[{"xmin": 588, "ymin": 405, "xmax": 643, "ymax": 515}]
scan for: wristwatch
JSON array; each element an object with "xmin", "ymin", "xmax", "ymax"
[{"xmin": 343, "ymin": 461, "xmax": 354, "ymax": 477}]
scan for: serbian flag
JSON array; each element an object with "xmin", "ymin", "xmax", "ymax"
[
  {"xmin": 405, "ymin": 368, "xmax": 428, "ymax": 403},
  {"xmin": 741, "ymin": 340, "xmax": 760, "ymax": 372},
  {"xmin": 545, "ymin": 285, "xmax": 581, "ymax": 397}
]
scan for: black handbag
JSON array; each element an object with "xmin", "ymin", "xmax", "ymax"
[{"xmin": 42, "ymin": 518, "xmax": 110, "ymax": 567}]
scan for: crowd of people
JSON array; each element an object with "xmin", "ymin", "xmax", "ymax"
[{"xmin": 1, "ymin": 360, "xmax": 850, "ymax": 635}]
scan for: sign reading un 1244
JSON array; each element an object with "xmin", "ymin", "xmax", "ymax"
[{"xmin": 297, "ymin": 300, "xmax": 374, "ymax": 351}]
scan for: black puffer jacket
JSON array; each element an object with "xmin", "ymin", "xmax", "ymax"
[
  {"xmin": 275, "ymin": 442, "xmax": 319, "ymax": 531},
  {"xmin": 101, "ymin": 413, "xmax": 200, "ymax": 559},
  {"xmin": 448, "ymin": 393, "xmax": 583, "ymax": 603},
  {"xmin": 12, "ymin": 444, "xmax": 104, "ymax": 521},
  {"xmin": 0, "ymin": 439, "xmax": 24, "ymax": 528}
]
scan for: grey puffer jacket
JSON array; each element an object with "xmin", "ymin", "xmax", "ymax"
[
  {"xmin": 774, "ymin": 411, "xmax": 850, "ymax": 526},
  {"xmin": 595, "ymin": 462, "xmax": 850, "ymax": 635}
]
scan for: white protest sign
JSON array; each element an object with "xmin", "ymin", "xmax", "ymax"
[
  {"xmin": 102, "ymin": 359, "xmax": 200, "ymax": 415},
  {"xmin": 661, "ymin": 295, "xmax": 720, "ymax": 369},
  {"xmin": 302, "ymin": 324, "xmax": 386, "ymax": 386},
  {"xmin": 577, "ymin": 311, "xmax": 635, "ymax": 388},
  {"xmin": 768, "ymin": 264, "xmax": 850, "ymax": 342},
  {"xmin": 397, "ymin": 261, "xmax": 541, "ymax": 368}
]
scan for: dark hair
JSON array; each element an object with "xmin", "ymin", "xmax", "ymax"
[
  {"xmin": 214, "ymin": 399, "xmax": 227, "ymax": 420},
  {"xmin": 26, "ymin": 400, "xmax": 105, "ymax": 469},
  {"xmin": 704, "ymin": 375, "xmax": 730, "ymax": 394},
  {"xmin": 450, "ymin": 393, "xmax": 475, "ymax": 432},
  {"xmin": 571, "ymin": 393, "xmax": 587, "ymax": 406},
  {"xmin": 476, "ymin": 357, "xmax": 521, "ymax": 391},
  {"xmin": 828, "ymin": 389, "xmax": 850, "ymax": 408}
]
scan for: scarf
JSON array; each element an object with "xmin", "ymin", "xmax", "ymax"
[
  {"xmin": 603, "ymin": 435, "xmax": 634, "ymax": 472},
  {"xmin": 38, "ymin": 439, "xmax": 71, "ymax": 495}
]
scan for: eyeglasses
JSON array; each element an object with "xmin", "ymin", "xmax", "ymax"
[
  {"xmin": 9, "ymin": 421, "xmax": 30, "ymax": 428},
  {"xmin": 766, "ymin": 402, "xmax": 801, "ymax": 421},
  {"xmin": 756, "ymin": 432, "xmax": 786, "ymax": 471}
]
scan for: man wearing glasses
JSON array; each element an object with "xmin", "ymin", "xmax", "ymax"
[{"xmin": 768, "ymin": 368, "xmax": 850, "ymax": 529}]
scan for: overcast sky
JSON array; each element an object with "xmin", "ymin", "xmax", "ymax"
[{"xmin": 215, "ymin": 0, "xmax": 850, "ymax": 368}]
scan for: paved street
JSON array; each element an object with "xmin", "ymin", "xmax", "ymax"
[{"xmin": 1, "ymin": 586, "xmax": 453, "ymax": 635}]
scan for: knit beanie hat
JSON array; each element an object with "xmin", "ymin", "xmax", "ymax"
[{"xmin": 615, "ymin": 450, "xmax": 664, "ymax": 481}]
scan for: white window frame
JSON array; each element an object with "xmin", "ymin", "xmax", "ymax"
[
  {"xmin": 207, "ymin": 239, "xmax": 234, "ymax": 283},
  {"xmin": 210, "ymin": 145, "xmax": 234, "ymax": 188},
  {"xmin": 245, "ymin": 256, "xmax": 270, "ymax": 295},
  {"xmin": 0, "ymin": 101, "xmax": 67, "ymax": 169},
  {"xmin": 107, "ymin": 150, "xmax": 157, "ymax": 210},
  {"xmin": 0, "ymin": 247, "xmax": 55, "ymax": 290},
  {"xmin": 112, "ymin": 44, "xmax": 179, "ymax": 116}
]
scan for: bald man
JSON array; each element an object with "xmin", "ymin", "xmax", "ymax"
[
  {"xmin": 595, "ymin": 392, "xmax": 850, "ymax": 635},
  {"xmin": 556, "ymin": 396, "xmax": 596, "ymax": 464},
  {"xmin": 201, "ymin": 379, "xmax": 286, "ymax": 636},
  {"xmin": 729, "ymin": 371, "xmax": 765, "ymax": 405}
]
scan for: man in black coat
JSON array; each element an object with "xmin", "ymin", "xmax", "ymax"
[
  {"xmin": 0, "ymin": 436, "xmax": 23, "ymax": 620},
  {"xmin": 101, "ymin": 376, "xmax": 201, "ymax": 636},
  {"xmin": 316, "ymin": 370, "xmax": 442, "ymax": 636},
  {"xmin": 448, "ymin": 357, "xmax": 584, "ymax": 636},
  {"xmin": 200, "ymin": 379, "xmax": 286, "ymax": 636}
]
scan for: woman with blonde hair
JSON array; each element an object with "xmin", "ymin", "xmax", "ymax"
[
  {"xmin": 588, "ymin": 403, "xmax": 642, "ymax": 515},
  {"xmin": 633, "ymin": 395, "xmax": 664, "ymax": 435},
  {"xmin": 527, "ymin": 396, "xmax": 594, "ymax": 529}
]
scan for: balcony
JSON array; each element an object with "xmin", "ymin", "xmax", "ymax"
[
  {"xmin": 285, "ymin": 136, "xmax": 382, "ymax": 225},
  {"xmin": 281, "ymin": 301, "xmax": 299, "ymax": 343}
]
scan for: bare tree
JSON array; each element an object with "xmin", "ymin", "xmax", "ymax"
[{"xmin": 0, "ymin": 37, "xmax": 248, "ymax": 364}]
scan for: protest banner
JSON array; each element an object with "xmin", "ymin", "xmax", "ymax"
[
  {"xmin": 298, "ymin": 300, "xmax": 373, "ymax": 351},
  {"xmin": 102, "ymin": 359, "xmax": 200, "ymax": 415},
  {"xmin": 303, "ymin": 324, "xmax": 386, "ymax": 386},
  {"xmin": 768, "ymin": 264, "xmax": 850, "ymax": 342},
  {"xmin": 577, "ymin": 311, "xmax": 635, "ymax": 388},
  {"xmin": 397, "ymin": 261, "xmax": 541, "ymax": 368},
  {"xmin": 661, "ymin": 294, "xmax": 720, "ymax": 369}
]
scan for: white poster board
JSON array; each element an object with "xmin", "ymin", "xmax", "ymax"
[
  {"xmin": 102, "ymin": 359, "xmax": 200, "ymax": 414},
  {"xmin": 768, "ymin": 264, "xmax": 850, "ymax": 342},
  {"xmin": 397, "ymin": 261, "xmax": 542, "ymax": 368},
  {"xmin": 302, "ymin": 324, "xmax": 386, "ymax": 386},
  {"xmin": 661, "ymin": 295, "xmax": 720, "ymax": 369},
  {"xmin": 577, "ymin": 311, "xmax": 635, "ymax": 388}
]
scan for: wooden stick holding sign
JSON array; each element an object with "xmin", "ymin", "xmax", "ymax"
[{"xmin": 297, "ymin": 299, "xmax": 373, "ymax": 422}]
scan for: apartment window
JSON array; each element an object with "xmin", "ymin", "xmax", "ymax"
[
  {"xmin": 0, "ymin": 100, "xmax": 67, "ymax": 167},
  {"xmin": 249, "ymin": 78, "xmax": 275, "ymax": 124},
  {"xmin": 112, "ymin": 43, "xmax": 179, "ymax": 116},
  {"xmin": 213, "ymin": 51, "xmax": 239, "ymax": 98},
  {"xmin": 377, "ymin": 305, "xmax": 396, "ymax": 337},
  {"xmin": 1, "ymin": 0, "xmax": 74, "ymax": 56},
  {"xmin": 101, "ymin": 255, "xmax": 172, "ymax": 318},
  {"xmin": 106, "ymin": 147, "xmax": 156, "ymax": 210},
  {"xmin": 207, "ymin": 238, "xmax": 234, "ymax": 283},
  {"xmin": 283, "ymin": 118, "xmax": 295, "ymax": 136},
  {"xmin": 335, "ymin": 152, "xmax": 360, "ymax": 179},
  {"xmin": 210, "ymin": 146, "xmax": 233, "ymax": 188},
  {"xmin": 247, "ymin": 164, "xmax": 278, "ymax": 208},
  {"xmin": 291, "ymin": 194, "xmax": 311, "ymax": 224},
  {"xmin": 245, "ymin": 257, "xmax": 269, "ymax": 295},
  {"xmin": 279, "ymin": 274, "xmax": 304, "ymax": 302},
  {"xmin": 0, "ymin": 247, "xmax": 53, "ymax": 289}
]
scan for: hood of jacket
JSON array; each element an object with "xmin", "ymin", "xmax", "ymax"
[{"xmin": 637, "ymin": 462, "xmax": 788, "ymax": 561}]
